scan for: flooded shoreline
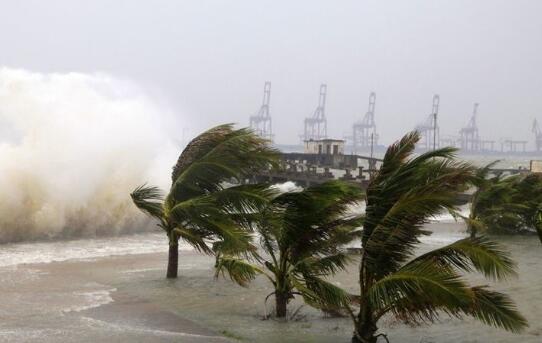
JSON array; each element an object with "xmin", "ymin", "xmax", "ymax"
[{"xmin": 0, "ymin": 222, "xmax": 541, "ymax": 342}]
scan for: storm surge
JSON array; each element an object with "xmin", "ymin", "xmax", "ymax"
[{"xmin": 0, "ymin": 68, "xmax": 179, "ymax": 243}]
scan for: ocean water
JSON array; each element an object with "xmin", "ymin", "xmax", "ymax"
[{"xmin": 0, "ymin": 220, "xmax": 541, "ymax": 343}]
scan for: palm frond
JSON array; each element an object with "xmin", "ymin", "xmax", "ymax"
[
  {"xmin": 473, "ymin": 160, "xmax": 501, "ymax": 187},
  {"xmin": 295, "ymin": 252, "xmax": 351, "ymax": 276},
  {"xmin": 130, "ymin": 184, "xmax": 165, "ymax": 222},
  {"xmin": 362, "ymin": 144, "xmax": 475, "ymax": 276},
  {"xmin": 276, "ymin": 180, "xmax": 364, "ymax": 260},
  {"xmin": 403, "ymin": 236, "xmax": 517, "ymax": 280},
  {"xmin": 374, "ymin": 131, "xmax": 420, "ymax": 183},
  {"xmin": 368, "ymin": 261, "xmax": 471, "ymax": 318},
  {"xmin": 215, "ymin": 256, "xmax": 263, "ymax": 287},
  {"xmin": 171, "ymin": 124, "xmax": 234, "ymax": 183},
  {"xmin": 169, "ymin": 125, "xmax": 279, "ymax": 204},
  {"xmin": 172, "ymin": 227, "xmax": 213, "ymax": 254},
  {"xmin": 205, "ymin": 184, "xmax": 278, "ymax": 216},
  {"xmin": 463, "ymin": 286, "xmax": 528, "ymax": 333},
  {"xmin": 291, "ymin": 275, "xmax": 353, "ymax": 310}
]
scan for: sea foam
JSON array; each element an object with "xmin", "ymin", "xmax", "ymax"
[{"xmin": 0, "ymin": 68, "xmax": 180, "ymax": 243}]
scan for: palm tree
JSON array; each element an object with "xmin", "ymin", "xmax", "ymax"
[
  {"xmin": 466, "ymin": 165, "xmax": 542, "ymax": 237},
  {"xmin": 509, "ymin": 173, "xmax": 542, "ymax": 231},
  {"xmin": 346, "ymin": 132, "xmax": 527, "ymax": 343},
  {"xmin": 465, "ymin": 162, "xmax": 520, "ymax": 238},
  {"xmin": 215, "ymin": 180, "xmax": 365, "ymax": 318},
  {"xmin": 130, "ymin": 124, "xmax": 278, "ymax": 278}
]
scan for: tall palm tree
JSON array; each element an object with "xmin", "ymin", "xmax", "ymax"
[
  {"xmin": 131, "ymin": 124, "xmax": 278, "ymax": 278},
  {"xmin": 346, "ymin": 132, "xmax": 527, "ymax": 343},
  {"xmin": 215, "ymin": 180, "xmax": 365, "ymax": 318}
]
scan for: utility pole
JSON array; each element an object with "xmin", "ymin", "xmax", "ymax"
[{"xmin": 433, "ymin": 112, "xmax": 437, "ymax": 151}]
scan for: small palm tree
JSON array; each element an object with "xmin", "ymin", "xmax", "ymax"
[
  {"xmin": 465, "ymin": 162, "xmax": 527, "ymax": 238},
  {"xmin": 466, "ymin": 164, "xmax": 542, "ymax": 237},
  {"xmin": 215, "ymin": 180, "xmax": 365, "ymax": 318},
  {"xmin": 509, "ymin": 173, "xmax": 542, "ymax": 231},
  {"xmin": 131, "ymin": 124, "xmax": 278, "ymax": 278},
  {"xmin": 347, "ymin": 132, "xmax": 527, "ymax": 343}
]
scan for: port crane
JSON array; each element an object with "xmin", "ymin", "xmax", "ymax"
[
  {"xmin": 459, "ymin": 103, "xmax": 481, "ymax": 152},
  {"xmin": 302, "ymin": 84, "xmax": 328, "ymax": 141},
  {"xmin": 415, "ymin": 94, "xmax": 440, "ymax": 150},
  {"xmin": 249, "ymin": 81, "xmax": 273, "ymax": 141},
  {"xmin": 352, "ymin": 92, "xmax": 378, "ymax": 153}
]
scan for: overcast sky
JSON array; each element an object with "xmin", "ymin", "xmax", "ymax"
[{"xmin": 1, "ymin": 0, "xmax": 541, "ymax": 145}]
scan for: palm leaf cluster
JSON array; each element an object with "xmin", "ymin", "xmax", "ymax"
[
  {"xmin": 215, "ymin": 180, "xmax": 365, "ymax": 317},
  {"xmin": 348, "ymin": 132, "xmax": 527, "ymax": 343},
  {"xmin": 468, "ymin": 166, "xmax": 542, "ymax": 236},
  {"xmin": 130, "ymin": 124, "xmax": 278, "ymax": 277}
]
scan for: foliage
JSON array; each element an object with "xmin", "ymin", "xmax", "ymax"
[
  {"xmin": 468, "ymin": 166, "xmax": 542, "ymax": 236},
  {"xmin": 214, "ymin": 180, "xmax": 365, "ymax": 317},
  {"xmin": 130, "ymin": 124, "xmax": 278, "ymax": 276},
  {"xmin": 343, "ymin": 132, "xmax": 527, "ymax": 343}
]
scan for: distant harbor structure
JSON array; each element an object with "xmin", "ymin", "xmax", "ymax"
[
  {"xmin": 302, "ymin": 84, "xmax": 328, "ymax": 142},
  {"xmin": 304, "ymin": 138, "xmax": 344, "ymax": 155},
  {"xmin": 350, "ymin": 92, "xmax": 378, "ymax": 154},
  {"xmin": 248, "ymin": 82, "xmax": 542, "ymax": 155},
  {"xmin": 249, "ymin": 82, "xmax": 273, "ymax": 142},
  {"xmin": 248, "ymin": 136, "xmax": 380, "ymax": 188},
  {"xmin": 415, "ymin": 94, "xmax": 440, "ymax": 151}
]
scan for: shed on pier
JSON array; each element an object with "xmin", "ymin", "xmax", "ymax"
[{"xmin": 304, "ymin": 139, "xmax": 345, "ymax": 155}]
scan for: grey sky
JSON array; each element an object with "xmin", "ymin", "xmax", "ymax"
[{"xmin": 1, "ymin": 0, "xmax": 541, "ymax": 145}]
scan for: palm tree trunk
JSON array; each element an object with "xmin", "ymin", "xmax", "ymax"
[
  {"xmin": 352, "ymin": 322, "xmax": 378, "ymax": 343},
  {"xmin": 166, "ymin": 240, "xmax": 179, "ymax": 278},
  {"xmin": 469, "ymin": 220, "xmax": 477, "ymax": 238},
  {"xmin": 352, "ymin": 306, "xmax": 378, "ymax": 343},
  {"xmin": 275, "ymin": 291, "xmax": 288, "ymax": 318}
]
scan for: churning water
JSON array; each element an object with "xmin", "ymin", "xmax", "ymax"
[
  {"xmin": 0, "ymin": 221, "xmax": 540, "ymax": 343},
  {"xmin": 0, "ymin": 68, "xmax": 179, "ymax": 243}
]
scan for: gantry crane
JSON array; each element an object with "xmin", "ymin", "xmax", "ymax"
[
  {"xmin": 302, "ymin": 84, "xmax": 328, "ymax": 141},
  {"xmin": 352, "ymin": 92, "xmax": 378, "ymax": 153},
  {"xmin": 249, "ymin": 81, "xmax": 273, "ymax": 141},
  {"xmin": 415, "ymin": 94, "xmax": 440, "ymax": 150},
  {"xmin": 459, "ymin": 103, "xmax": 481, "ymax": 152}
]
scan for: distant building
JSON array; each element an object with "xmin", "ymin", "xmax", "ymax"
[
  {"xmin": 304, "ymin": 139, "xmax": 345, "ymax": 155},
  {"xmin": 530, "ymin": 160, "xmax": 542, "ymax": 173}
]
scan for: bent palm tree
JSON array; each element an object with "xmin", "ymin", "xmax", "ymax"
[
  {"xmin": 466, "ymin": 162, "xmax": 526, "ymax": 238},
  {"xmin": 347, "ymin": 132, "xmax": 527, "ymax": 343},
  {"xmin": 215, "ymin": 180, "xmax": 364, "ymax": 318},
  {"xmin": 131, "ymin": 124, "xmax": 278, "ymax": 278}
]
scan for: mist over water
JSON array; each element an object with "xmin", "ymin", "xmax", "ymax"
[{"xmin": 0, "ymin": 68, "xmax": 179, "ymax": 243}]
